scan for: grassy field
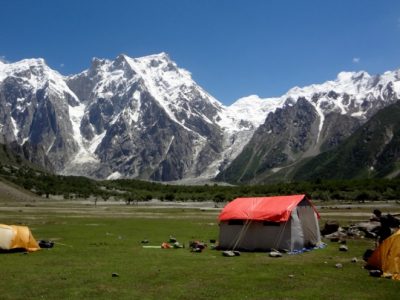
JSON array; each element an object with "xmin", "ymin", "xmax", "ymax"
[{"xmin": 1, "ymin": 197, "xmax": 400, "ymax": 299}]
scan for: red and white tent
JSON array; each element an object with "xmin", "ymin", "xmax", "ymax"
[{"xmin": 218, "ymin": 194, "xmax": 321, "ymax": 251}]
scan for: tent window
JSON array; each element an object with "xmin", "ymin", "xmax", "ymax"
[
  {"xmin": 263, "ymin": 221, "xmax": 280, "ymax": 226},
  {"xmin": 228, "ymin": 220, "xmax": 244, "ymax": 225}
]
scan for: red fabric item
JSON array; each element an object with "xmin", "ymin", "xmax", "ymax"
[
  {"xmin": 218, "ymin": 194, "xmax": 319, "ymax": 222},
  {"xmin": 161, "ymin": 242, "xmax": 171, "ymax": 249}
]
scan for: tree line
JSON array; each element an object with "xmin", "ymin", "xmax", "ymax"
[{"xmin": 1, "ymin": 164, "xmax": 400, "ymax": 203}]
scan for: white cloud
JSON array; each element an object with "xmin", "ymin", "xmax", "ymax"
[
  {"xmin": 352, "ymin": 57, "xmax": 360, "ymax": 64},
  {"xmin": 0, "ymin": 55, "xmax": 8, "ymax": 63},
  {"xmin": 60, "ymin": 63, "xmax": 65, "ymax": 68}
]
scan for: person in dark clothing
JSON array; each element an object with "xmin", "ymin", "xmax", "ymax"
[{"xmin": 371, "ymin": 209, "xmax": 392, "ymax": 243}]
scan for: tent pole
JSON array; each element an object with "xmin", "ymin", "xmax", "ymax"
[{"xmin": 230, "ymin": 219, "xmax": 252, "ymax": 251}]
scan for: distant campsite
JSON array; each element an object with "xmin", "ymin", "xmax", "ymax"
[{"xmin": 1, "ymin": 178, "xmax": 400, "ymax": 298}]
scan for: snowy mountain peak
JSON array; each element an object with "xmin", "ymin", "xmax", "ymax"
[
  {"xmin": 128, "ymin": 52, "xmax": 182, "ymax": 76},
  {"xmin": 89, "ymin": 57, "xmax": 110, "ymax": 71},
  {"xmin": 282, "ymin": 69, "xmax": 400, "ymax": 105},
  {"xmin": 121, "ymin": 54, "xmax": 223, "ymax": 124},
  {"xmin": 63, "ymin": 53, "xmax": 239, "ymax": 180},
  {"xmin": 135, "ymin": 52, "xmax": 171, "ymax": 62},
  {"xmin": 0, "ymin": 58, "xmax": 47, "ymax": 79},
  {"xmin": 0, "ymin": 57, "xmax": 78, "ymax": 101},
  {"xmin": 114, "ymin": 53, "xmax": 131, "ymax": 65},
  {"xmin": 13, "ymin": 57, "xmax": 47, "ymax": 68},
  {"xmin": 227, "ymin": 67, "xmax": 400, "ymax": 144},
  {"xmin": 337, "ymin": 70, "xmax": 370, "ymax": 82}
]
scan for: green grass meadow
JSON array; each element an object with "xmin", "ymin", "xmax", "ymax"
[{"xmin": 1, "ymin": 201, "xmax": 400, "ymax": 299}]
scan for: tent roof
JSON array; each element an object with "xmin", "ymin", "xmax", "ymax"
[{"xmin": 218, "ymin": 194, "xmax": 319, "ymax": 222}]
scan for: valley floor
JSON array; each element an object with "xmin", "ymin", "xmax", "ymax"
[{"xmin": 1, "ymin": 180, "xmax": 400, "ymax": 299}]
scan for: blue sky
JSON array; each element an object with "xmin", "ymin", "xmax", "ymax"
[{"xmin": 1, "ymin": 0, "xmax": 400, "ymax": 105}]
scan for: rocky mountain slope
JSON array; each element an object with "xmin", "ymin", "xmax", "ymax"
[
  {"xmin": 0, "ymin": 58, "xmax": 80, "ymax": 171},
  {"xmin": 291, "ymin": 100, "xmax": 400, "ymax": 181},
  {"xmin": 0, "ymin": 54, "xmax": 268, "ymax": 181},
  {"xmin": 217, "ymin": 71, "xmax": 400, "ymax": 183}
]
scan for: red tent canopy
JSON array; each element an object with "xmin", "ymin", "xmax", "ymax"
[{"xmin": 218, "ymin": 194, "xmax": 319, "ymax": 222}]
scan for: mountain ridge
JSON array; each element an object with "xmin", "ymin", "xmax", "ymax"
[
  {"xmin": 1, "ymin": 53, "xmax": 399, "ymax": 182},
  {"xmin": 217, "ymin": 69, "xmax": 400, "ymax": 183},
  {"xmin": 1, "ymin": 53, "xmax": 264, "ymax": 180}
]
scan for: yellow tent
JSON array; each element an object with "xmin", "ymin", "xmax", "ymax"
[
  {"xmin": 0, "ymin": 224, "xmax": 40, "ymax": 252},
  {"xmin": 368, "ymin": 229, "xmax": 400, "ymax": 280}
]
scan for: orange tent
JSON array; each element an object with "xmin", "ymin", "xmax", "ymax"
[
  {"xmin": 368, "ymin": 229, "xmax": 400, "ymax": 280},
  {"xmin": 0, "ymin": 224, "xmax": 40, "ymax": 252}
]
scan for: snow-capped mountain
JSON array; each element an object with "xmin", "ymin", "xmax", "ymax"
[
  {"xmin": 0, "ymin": 58, "xmax": 80, "ymax": 170},
  {"xmin": 66, "ymin": 53, "xmax": 229, "ymax": 180},
  {"xmin": 0, "ymin": 54, "xmax": 263, "ymax": 180},
  {"xmin": 218, "ymin": 70, "xmax": 400, "ymax": 183},
  {"xmin": 1, "ymin": 53, "xmax": 399, "ymax": 183}
]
